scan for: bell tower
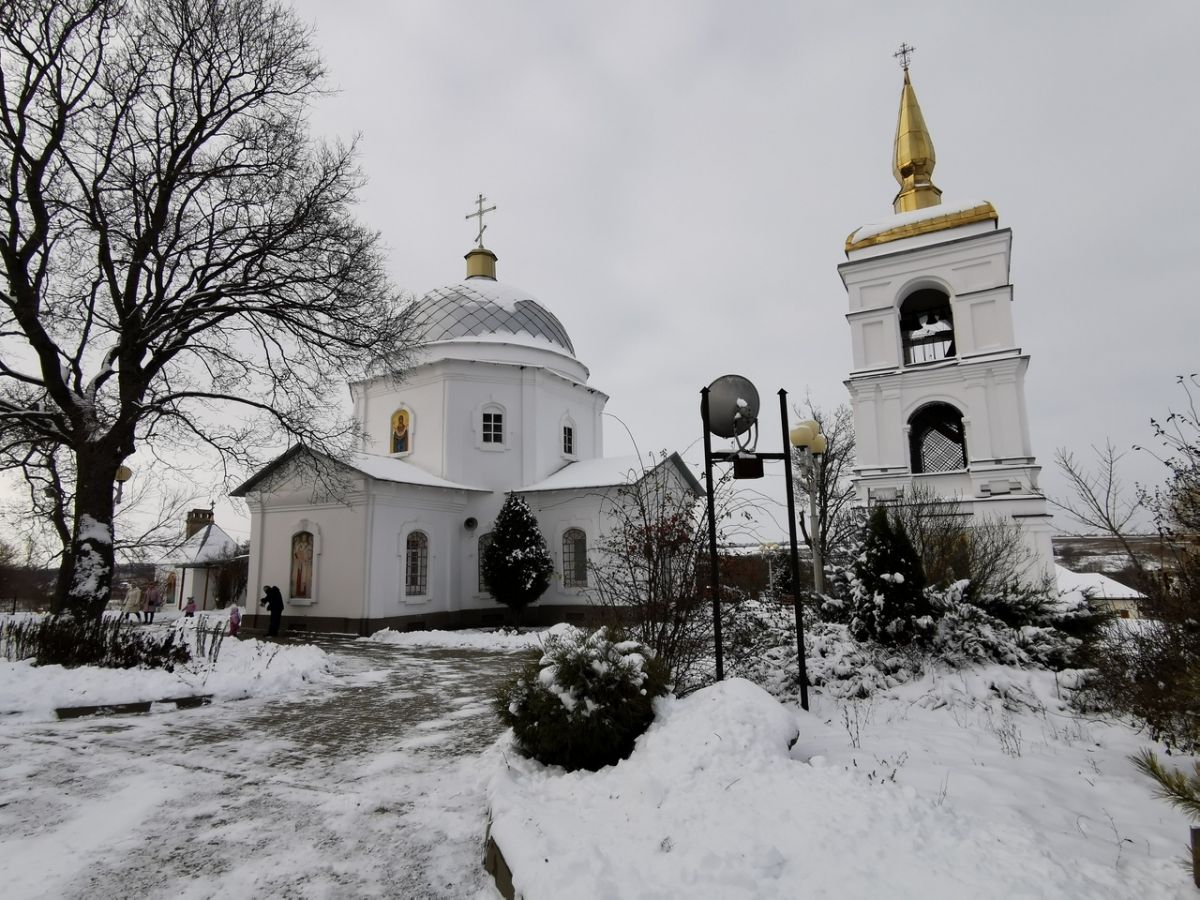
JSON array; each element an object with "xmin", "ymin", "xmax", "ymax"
[{"xmin": 839, "ymin": 51, "xmax": 1054, "ymax": 580}]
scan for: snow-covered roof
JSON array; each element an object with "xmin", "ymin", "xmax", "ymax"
[
  {"xmin": 344, "ymin": 452, "xmax": 487, "ymax": 492},
  {"xmin": 1054, "ymin": 564, "xmax": 1143, "ymax": 599},
  {"xmin": 521, "ymin": 456, "xmax": 644, "ymax": 492},
  {"xmin": 230, "ymin": 446, "xmax": 488, "ymax": 497},
  {"xmin": 848, "ymin": 199, "xmax": 985, "ymax": 242},
  {"xmin": 521, "ymin": 453, "xmax": 704, "ymax": 496},
  {"xmin": 159, "ymin": 522, "xmax": 238, "ymax": 567}
]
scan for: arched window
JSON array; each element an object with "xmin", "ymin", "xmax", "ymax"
[
  {"xmin": 290, "ymin": 531, "xmax": 314, "ymax": 598},
  {"xmin": 390, "ymin": 408, "xmax": 412, "ymax": 454},
  {"xmin": 478, "ymin": 532, "xmax": 494, "ymax": 593},
  {"xmin": 900, "ymin": 288, "xmax": 955, "ymax": 365},
  {"xmin": 405, "ymin": 531, "xmax": 428, "ymax": 596},
  {"xmin": 909, "ymin": 403, "xmax": 967, "ymax": 473},
  {"xmin": 562, "ymin": 528, "xmax": 587, "ymax": 587}
]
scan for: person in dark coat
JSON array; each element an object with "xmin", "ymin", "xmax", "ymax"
[{"xmin": 262, "ymin": 585, "xmax": 284, "ymax": 637}]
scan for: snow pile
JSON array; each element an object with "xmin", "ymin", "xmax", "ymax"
[
  {"xmin": 488, "ymin": 675, "xmax": 1189, "ymax": 899},
  {"xmin": 0, "ymin": 623, "xmax": 334, "ymax": 720},
  {"xmin": 366, "ymin": 622, "xmax": 573, "ymax": 651}
]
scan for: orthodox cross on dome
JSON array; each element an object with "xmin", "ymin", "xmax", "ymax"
[
  {"xmin": 893, "ymin": 42, "xmax": 915, "ymax": 72},
  {"xmin": 465, "ymin": 193, "xmax": 497, "ymax": 248}
]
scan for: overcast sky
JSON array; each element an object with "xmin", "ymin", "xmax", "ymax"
[{"xmin": 207, "ymin": 0, "xmax": 1199, "ymax": 543}]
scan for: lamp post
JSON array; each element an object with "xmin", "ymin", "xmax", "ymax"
[
  {"xmin": 788, "ymin": 421, "xmax": 827, "ymax": 597},
  {"xmin": 700, "ymin": 377, "xmax": 811, "ymax": 710}
]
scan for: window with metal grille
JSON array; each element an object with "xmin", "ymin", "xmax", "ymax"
[
  {"xmin": 405, "ymin": 531, "xmax": 428, "ymax": 596},
  {"xmin": 909, "ymin": 403, "xmax": 967, "ymax": 473},
  {"xmin": 478, "ymin": 532, "xmax": 493, "ymax": 593},
  {"xmin": 563, "ymin": 425, "xmax": 574, "ymax": 456},
  {"xmin": 900, "ymin": 289, "xmax": 955, "ymax": 366},
  {"xmin": 562, "ymin": 528, "xmax": 587, "ymax": 587},
  {"xmin": 482, "ymin": 410, "xmax": 503, "ymax": 443}
]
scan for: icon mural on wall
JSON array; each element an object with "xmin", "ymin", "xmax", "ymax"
[
  {"xmin": 291, "ymin": 531, "xmax": 313, "ymax": 598},
  {"xmin": 391, "ymin": 409, "xmax": 410, "ymax": 454}
]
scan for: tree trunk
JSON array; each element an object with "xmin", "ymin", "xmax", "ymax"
[{"xmin": 57, "ymin": 451, "xmax": 120, "ymax": 619}]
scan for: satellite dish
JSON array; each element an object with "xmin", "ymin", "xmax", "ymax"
[{"xmin": 704, "ymin": 375, "xmax": 760, "ymax": 439}]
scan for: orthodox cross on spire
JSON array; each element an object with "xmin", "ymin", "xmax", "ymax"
[
  {"xmin": 465, "ymin": 193, "xmax": 497, "ymax": 248},
  {"xmin": 893, "ymin": 42, "xmax": 915, "ymax": 72}
]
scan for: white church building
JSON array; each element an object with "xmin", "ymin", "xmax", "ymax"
[
  {"xmin": 233, "ymin": 238, "xmax": 701, "ymax": 634},
  {"xmin": 838, "ymin": 58, "xmax": 1055, "ymax": 580}
]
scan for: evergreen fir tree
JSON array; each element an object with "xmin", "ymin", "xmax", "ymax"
[
  {"xmin": 482, "ymin": 494, "xmax": 553, "ymax": 624},
  {"xmin": 849, "ymin": 506, "xmax": 931, "ymax": 645}
]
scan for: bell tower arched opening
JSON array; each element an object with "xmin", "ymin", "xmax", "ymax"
[
  {"xmin": 908, "ymin": 402, "xmax": 966, "ymax": 473},
  {"xmin": 900, "ymin": 288, "xmax": 954, "ymax": 365}
]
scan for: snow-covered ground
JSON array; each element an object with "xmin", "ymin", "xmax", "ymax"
[
  {"xmin": 0, "ymin": 632, "xmax": 523, "ymax": 898},
  {"xmin": 0, "ymin": 612, "xmax": 333, "ymax": 720},
  {"xmin": 366, "ymin": 622, "xmax": 573, "ymax": 652},
  {"xmin": 489, "ymin": 667, "xmax": 1193, "ymax": 899},
  {"xmin": 1, "ymin": 623, "xmax": 1194, "ymax": 898}
]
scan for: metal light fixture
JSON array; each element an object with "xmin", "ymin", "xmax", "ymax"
[
  {"xmin": 114, "ymin": 465, "xmax": 133, "ymax": 504},
  {"xmin": 789, "ymin": 421, "xmax": 827, "ymax": 596}
]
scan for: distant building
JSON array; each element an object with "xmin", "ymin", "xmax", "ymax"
[
  {"xmin": 156, "ymin": 508, "xmax": 241, "ymax": 610},
  {"xmin": 1055, "ymin": 565, "xmax": 1145, "ymax": 619}
]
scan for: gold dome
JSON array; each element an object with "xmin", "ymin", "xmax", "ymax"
[{"xmin": 892, "ymin": 69, "xmax": 942, "ymax": 214}]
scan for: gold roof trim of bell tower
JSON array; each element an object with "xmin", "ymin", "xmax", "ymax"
[
  {"xmin": 892, "ymin": 67, "xmax": 942, "ymax": 214},
  {"xmin": 844, "ymin": 201, "xmax": 998, "ymax": 252}
]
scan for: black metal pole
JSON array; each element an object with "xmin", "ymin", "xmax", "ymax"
[
  {"xmin": 700, "ymin": 387, "xmax": 724, "ymax": 682},
  {"xmin": 778, "ymin": 389, "xmax": 810, "ymax": 710}
]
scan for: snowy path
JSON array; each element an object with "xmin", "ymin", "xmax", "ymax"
[{"xmin": 0, "ymin": 637, "xmax": 519, "ymax": 899}]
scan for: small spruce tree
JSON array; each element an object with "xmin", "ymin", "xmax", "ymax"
[
  {"xmin": 482, "ymin": 494, "xmax": 553, "ymax": 625},
  {"xmin": 849, "ymin": 506, "xmax": 931, "ymax": 645}
]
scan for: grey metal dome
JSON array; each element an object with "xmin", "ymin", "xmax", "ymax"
[{"xmin": 407, "ymin": 279, "xmax": 575, "ymax": 355}]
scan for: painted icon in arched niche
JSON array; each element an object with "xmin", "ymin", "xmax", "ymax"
[
  {"xmin": 391, "ymin": 409, "xmax": 411, "ymax": 454},
  {"xmin": 291, "ymin": 531, "xmax": 313, "ymax": 598}
]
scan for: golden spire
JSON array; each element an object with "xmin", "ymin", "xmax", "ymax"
[{"xmin": 891, "ymin": 45, "xmax": 942, "ymax": 214}]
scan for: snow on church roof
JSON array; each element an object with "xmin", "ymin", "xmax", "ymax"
[
  {"xmin": 521, "ymin": 453, "xmax": 704, "ymax": 496},
  {"xmin": 844, "ymin": 199, "xmax": 998, "ymax": 252},
  {"xmin": 230, "ymin": 447, "xmax": 488, "ymax": 496},
  {"xmin": 345, "ymin": 453, "xmax": 488, "ymax": 492},
  {"xmin": 407, "ymin": 278, "xmax": 576, "ymax": 355}
]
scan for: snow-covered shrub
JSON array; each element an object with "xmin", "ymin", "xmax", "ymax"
[
  {"xmin": 806, "ymin": 622, "xmax": 922, "ymax": 699},
  {"xmin": 0, "ymin": 615, "xmax": 190, "ymax": 670},
  {"xmin": 927, "ymin": 581, "xmax": 1073, "ymax": 668},
  {"xmin": 496, "ymin": 626, "xmax": 670, "ymax": 772},
  {"xmin": 848, "ymin": 507, "xmax": 932, "ymax": 646}
]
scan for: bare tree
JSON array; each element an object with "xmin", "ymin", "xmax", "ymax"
[
  {"xmin": 1053, "ymin": 443, "xmax": 1149, "ymax": 581},
  {"xmin": 1054, "ymin": 379, "xmax": 1200, "ymax": 750},
  {"xmin": 0, "ymin": 0, "xmax": 415, "ymax": 616},
  {"xmin": 885, "ymin": 481, "xmax": 1048, "ymax": 609},
  {"xmin": 589, "ymin": 452, "xmax": 726, "ymax": 694},
  {"xmin": 792, "ymin": 399, "xmax": 859, "ymax": 567}
]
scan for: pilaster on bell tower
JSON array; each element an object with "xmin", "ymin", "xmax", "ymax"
[{"xmin": 838, "ymin": 45, "xmax": 1054, "ymax": 581}]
